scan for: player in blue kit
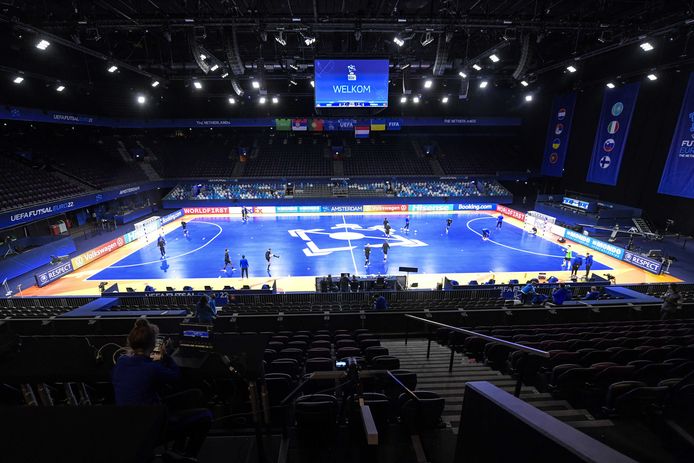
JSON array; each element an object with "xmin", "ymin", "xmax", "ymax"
[
  {"xmin": 482, "ymin": 228, "xmax": 491, "ymax": 240},
  {"xmin": 446, "ymin": 218, "xmax": 453, "ymax": 234},
  {"xmin": 403, "ymin": 217, "xmax": 410, "ymax": 233},
  {"xmin": 496, "ymin": 214, "xmax": 504, "ymax": 229}
]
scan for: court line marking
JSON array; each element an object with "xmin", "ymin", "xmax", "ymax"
[
  {"xmin": 107, "ymin": 221, "xmax": 224, "ymax": 269},
  {"xmin": 465, "ymin": 217, "xmax": 566, "ymax": 258},
  {"xmin": 342, "ymin": 215, "xmax": 359, "ymax": 275}
]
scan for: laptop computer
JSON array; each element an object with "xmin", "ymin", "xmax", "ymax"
[{"xmin": 172, "ymin": 324, "xmax": 214, "ymax": 368}]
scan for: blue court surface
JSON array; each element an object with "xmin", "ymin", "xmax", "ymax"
[{"xmin": 88, "ymin": 213, "xmax": 612, "ymax": 281}]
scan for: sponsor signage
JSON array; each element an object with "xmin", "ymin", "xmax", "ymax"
[
  {"xmin": 252, "ymin": 206, "xmax": 277, "ymax": 215},
  {"xmin": 456, "ymin": 203, "xmax": 496, "ymax": 211},
  {"xmin": 159, "ymin": 209, "xmax": 184, "ymax": 226},
  {"xmin": 35, "ymin": 261, "xmax": 74, "ymax": 287},
  {"xmin": 71, "ymin": 236, "xmax": 126, "ymax": 270},
  {"xmin": 409, "ymin": 204, "xmax": 454, "ymax": 212},
  {"xmin": 623, "ymin": 251, "xmax": 663, "ymax": 274},
  {"xmin": 497, "ymin": 205, "xmax": 526, "ymax": 222},
  {"xmin": 183, "ymin": 207, "xmax": 229, "ymax": 215},
  {"xmin": 563, "ymin": 229, "xmax": 625, "ymax": 260},
  {"xmin": 562, "ymin": 197, "xmax": 595, "ymax": 211},
  {"xmin": 320, "ymin": 205, "xmax": 363, "ymax": 213},
  {"xmin": 363, "ymin": 204, "xmax": 409, "ymax": 213}
]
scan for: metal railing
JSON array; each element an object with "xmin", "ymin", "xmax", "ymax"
[{"xmin": 404, "ymin": 314, "xmax": 550, "ymax": 397}]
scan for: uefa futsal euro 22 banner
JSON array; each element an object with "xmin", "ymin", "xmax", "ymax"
[
  {"xmin": 658, "ymin": 72, "xmax": 694, "ymax": 199},
  {"xmin": 541, "ymin": 93, "xmax": 576, "ymax": 177},
  {"xmin": 587, "ymin": 82, "xmax": 640, "ymax": 185}
]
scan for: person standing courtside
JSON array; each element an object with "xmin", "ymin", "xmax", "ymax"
[
  {"xmin": 584, "ymin": 253, "xmax": 593, "ymax": 279},
  {"xmin": 382, "ymin": 241, "xmax": 390, "ymax": 261},
  {"xmin": 496, "ymin": 214, "xmax": 504, "ymax": 229},
  {"xmin": 240, "ymin": 255, "xmax": 249, "ymax": 278},
  {"xmin": 446, "ymin": 218, "xmax": 453, "ymax": 234}
]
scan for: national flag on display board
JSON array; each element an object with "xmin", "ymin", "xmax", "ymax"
[
  {"xmin": 291, "ymin": 118, "xmax": 308, "ymax": 131},
  {"xmin": 310, "ymin": 118, "xmax": 324, "ymax": 131},
  {"xmin": 354, "ymin": 126, "xmax": 370, "ymax": 138},
  {"xmin": 370, "ymin": 119, "xmax": 386, "ymax": 131},
  {"xmin": 324, "ymin": 119, "xmax": 339, "ymax": 131},
  {"xmin": 275, "ymin": 118, "xmax": 291, "ymax": 131}
]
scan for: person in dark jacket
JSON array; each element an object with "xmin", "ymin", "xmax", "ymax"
[
  {"xmin": 584, "ymin": 286, "xmax": 601, "ymax": 300},
  {"xmin": 112, "ymin": 319, "xmax": 211, "ymax": 459},
  {"xmin": 373, "ymin": 295, "xmax": 388, "ymax": 310},
  {"xmin": 195, "ymin": 296, "xmax": 215, "ymax": 324},
  {"xmin": 660, "ymin": 284, "xmax": 681, "ymax": 320},
  {"xmin": 584, "ymin": 253, "xmax": 594, "ymax": 279},
  {"xmin": 552, "ymin": 283, "xmax": 571, "ymax": 305}
]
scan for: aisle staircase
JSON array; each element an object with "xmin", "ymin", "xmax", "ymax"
[
  {"xmin": 382, "ymin": 339, "xmax": 614, "ymax": 434},
  {"xmin": 632, "ymin": 217, "xmax": 655, "ymax": 235}
]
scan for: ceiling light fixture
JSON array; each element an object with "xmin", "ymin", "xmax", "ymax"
[
  {"xmin": 393, "ymin": 36, "xmax": 405, "ymax": 47},
  {"xmin": 221, "ymin": 72, "xmax": 229, "ymax": 78},
  {"xmin": 151, "ymin": 80, "xmax": 160, "ymax": 87},
  {"xmin": 107, "ymin": 65, "xmax": 118, "ymax": 73},
  {"xmin": 520, "ymin": 80, "xmax": 529, "ymax": 87},
  {"xmin": 193, "ymin": 81, "xmax": 202, "ymax": 89},
  {"xmin": 210, "ymin": 64, "xmax": 219, "ymax": 72},
  {"xmin": 472, "ymin": 64, "xmax": 482, "ymax": 71},
  {"xmin": 489, "ymin": 54, "xmax": 500, "ymax": 62},
  {"xmin": 400, "ymin": 96, "xmax": 407, "ymax": 103},
  {"xmin": 56, "ymin": 85, "xmax": 65, "ymax": 92},
  {"xmin": 640, "ymin": 41, "xmax": 654, "ymax": 52},
  {"xmin": 35, "ymin": 39, "xmax": 50, "ymax": 50},
  {"xmin": 259, "ymin": 96, "xmax": 267, "ymax": 104},
  {"xmin": 606, "ymin": 82, "xmax": 615, "ymax": 89},
  {"xmin": 566, "ymin": 65, "xmax": 577, "ymax": 73},
  {"xmin": 272, "ymin": 96, "xmax": 279, "ymax": 104},
  {"xmin": 479, "ymin": 80, "xmax": 488, "ymax": 88},
  {"xmin": 228, "ymin": 97, "xmax": 236, "ymax": 104},
  {"xmin": 137, "ymin": 95, "xmax": 146, "ymax": 104},
  {"xmin": 424, "ymin": 79, "xmax": 433, "ymax": 89},
  {"xmin": 413, "ymin": 96, "xmax": 420, "ymax": 103},
  {"xmin": 442, "ymin": 96, "xmax": 449, "ymax": 103},
  {"xmin": 252, "ymin": 80, "xmax": 260, "ymax": 89},
  {"xmin": 459, "ymin": 71, "xmax": 467, "ymax": 78},
  {"xmin": 525, "ymin": 94, "xmax": 533, "ymax": 102},
  {"xmin": 13, "ymin": 76, "xmax": 24, "ymax": 84},
  {"xmin": 647, "ymin": 73, "xmax": 658, "ymax": 81},
  {"xmin": 421, "ymin": 32, "xmax": 434, "ymax": 47},
  {"xmin": 274, "ymin": 32, "xmax": 287, "ymax": 46}
]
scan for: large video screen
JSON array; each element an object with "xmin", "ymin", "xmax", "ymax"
[{"xmin": 314, "ymin": 59, "xmax": 389, "ymax": 108}]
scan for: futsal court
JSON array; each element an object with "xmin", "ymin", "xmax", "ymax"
[{"xmin": 24, "ymin": 210, "xmax": 680, "ymax": 296}]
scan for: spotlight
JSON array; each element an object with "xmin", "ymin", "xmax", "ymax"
[
  {"xmin": 393, "ymin": 36, "xmax": 405, "ymax": 47},
  {"xmin": 310, "ymin": 80, "xmax": 315, "ymax": 87},
  {"xmin": 566, "ymin": 65, "xmax": 577, "ymax": 73},
  {"xmin": 412, "ymin": 96, "xmax": 420, "ymax": 103},
  {"xmin": 252, "ymin": 80, "xmax": 260, "ymax": 89},
  {"xmin": 520, "ymin": 80, "xmax": 529, "ymax": 87},
  {"xmin": 606, "ymin": 82, "xmax": 615, "ymax": 89},
  {"xmin": 107, "ymin": 65, "xmax": 118, "ymax": 73},
  {"xmin": 289, "ymin": 80, "xmax": 298, "ymax": 86},
  {"xmin": 56, "ymin": 85, "xmax": 65, "ymax": 92},
  {"xmin": 193, "ymin": 81, "xmax": 202, "ymax": 89},
  {"xmin": 421, "ymin": 32, "xmax": 434, "ymax": 47},
  {"xmin": 210, "ymin": 64, "xmax": 219, "ymax": 72},
  {"xmin": 228, "ymin": 97, "xmax": 236, "ymax": 104},
  {"xmin": 442, "ymin": 96, "xmax": 449, "ymax": 103},
  {"xmin": 647, "ymin": 73, "xmax": 658, "ymax": 81},
  {"xmin": 13, "ymin": 76, "xmax": 24, "ymax": 84},
  {"xmin": 400, "ymin": 96, "xmax": 407, "ymax": 103},
  {"xmin": 274, "ymin": 32, "xmax": 287, "ymax": 46},
  {"xmin": 459, "ymin": 71, "xmax": 467, "ymax": 78},
  {"xmin": 304, "ymin": 36, "xmax": 316, "ymax": 46},
  {"xmin": 272, "ymin": 96, "xmax": 279, "ymax": 104},
  {"xmin": 137, "ymin": 95, "xmax": 146, "ymax": 104},
  {"xmin": 424, "ymin": 79, "xmax": 433, "ymax": 89},
  {"xmin": 640, "ymin": 41, "xmax": 654, "ymax": 52},
  {"xmin": 479, "ymin": 80, "xmax": 488, "ymax": 88},
  {"xmin": 489, "ymin": 54, "xmax": 500, "ymax": 62},
  {"xmin": 35, "ymin": 39, "xmax": 50, "ymax": 50},
  {"xmin": 199, "ymin": 53, "xmax": 207, "ymax": 60},
  {"xmin": 525, "ymin": 94, "xmax": 533, "ymax": 102},
  {"xmin": 472, "ymin": 64, "xmax": 482, "ymax": 71},
  {"xmin": 221, "ymin": 72, "xmax": 229, "ymax": 78},
  {"xmin": 151, "ymin": 80, "xmax": 160, "ymax": 87},
  {"xmin": 259, "ymin": 97, "xmax": 267, "ymax": 104}
]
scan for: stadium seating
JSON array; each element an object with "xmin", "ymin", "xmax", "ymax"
[
  {"xmin": 149, "ymin": 133, "xmax": 238, "ymax": 178},
  {"xmin": 433, "ymin": 135, "xmax": 524, "ymax": 175},
  {"xmin": 344, "ymin": 138, "xmax": 433, "ymax": 176},
  {"xmin": 0, "ymin": 156, "xmax": 88, "ymax": 211},
  {"xmin": 244, "ymin": 137, "xmax": 331, "ymax": 176}
]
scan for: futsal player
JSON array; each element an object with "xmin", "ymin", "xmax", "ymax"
[
  {"xmin": 570, "ymin": 253, "xmax": 583, "ymax": 278},
  {"xmin": 181, "ymin": 220, "xmax": 189, "ymax": 237},
  {"xmin": 384, "ymin": 222, "xmax": 392, "ymax": 239},
  {"xmin": 265, "ymin": 248, "xmax": 279, "ymax": 271},
  {"xmin": 563, "ymin": 245, "xmax": 573, "ymax": 269},
  {"xmin": 383, "ymin": 218, "xmax": 389, "ymax": 229},
  {"xmin": 446, "ymin": 218, "xmax": 453, "ymax": 234},
  {"xmin": 482, "ymin": 228, "xmax": 491, "ymax": 240},
  {"xmin": 496, "ymin": 214, "xmax": 504, "ymax": 229},
  {"xmin": 222, "ymin": 248, "xmax": 235, "ymax": 272},
  {"xmin": 382, "ymin": 241, "xmax": 390, "ymax": 261},
  {"xmin": 157, "ymin": 234, "xmax": 166, "ymax": 259},
  {"xmin": 364, "ymin": 244, "xmax": 371, "ymax": 266},
  {"xmin": 403, "ymin": 217, "xmax": 410, "ymax": 232},
  {"xmin": 584, "ymin": 253, "xmax": 593, "ymax": 279}
]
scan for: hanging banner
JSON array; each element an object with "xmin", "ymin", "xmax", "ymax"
[
  {"xmin": 586, "ymin": 82, "xmax": 640, "ymax": 185},
  {"xmin": 657, "ymin": 72, "xmax": 694, "ymax": 199},
  {"xmin": 540, "ymin": 93, "xmax": 576, "ymax": 177}
]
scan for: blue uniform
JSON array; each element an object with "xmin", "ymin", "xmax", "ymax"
[
  {"xmin": 552, "ymin": 287, "xmax": 571, "ymax": 305},
  {"xmin": 496, "ymin": 215, "xmax": 504, "ymax": 229},
  {"xmin": 570, "ymin": 256, "xmax": 583, "ymax": 276},
  {"xmin": 482, "ymin": 228, "xmax": 490, "ymax": 239}
]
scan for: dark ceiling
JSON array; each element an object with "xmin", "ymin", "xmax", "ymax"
[{"xmin": 0, "ymin": 0, "xmax": 692, "ymax": 117}]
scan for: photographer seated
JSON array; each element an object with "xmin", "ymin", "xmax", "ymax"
[{"xmin": 112, "ymin": 319, "xmax": 212, "ymax": 461}]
